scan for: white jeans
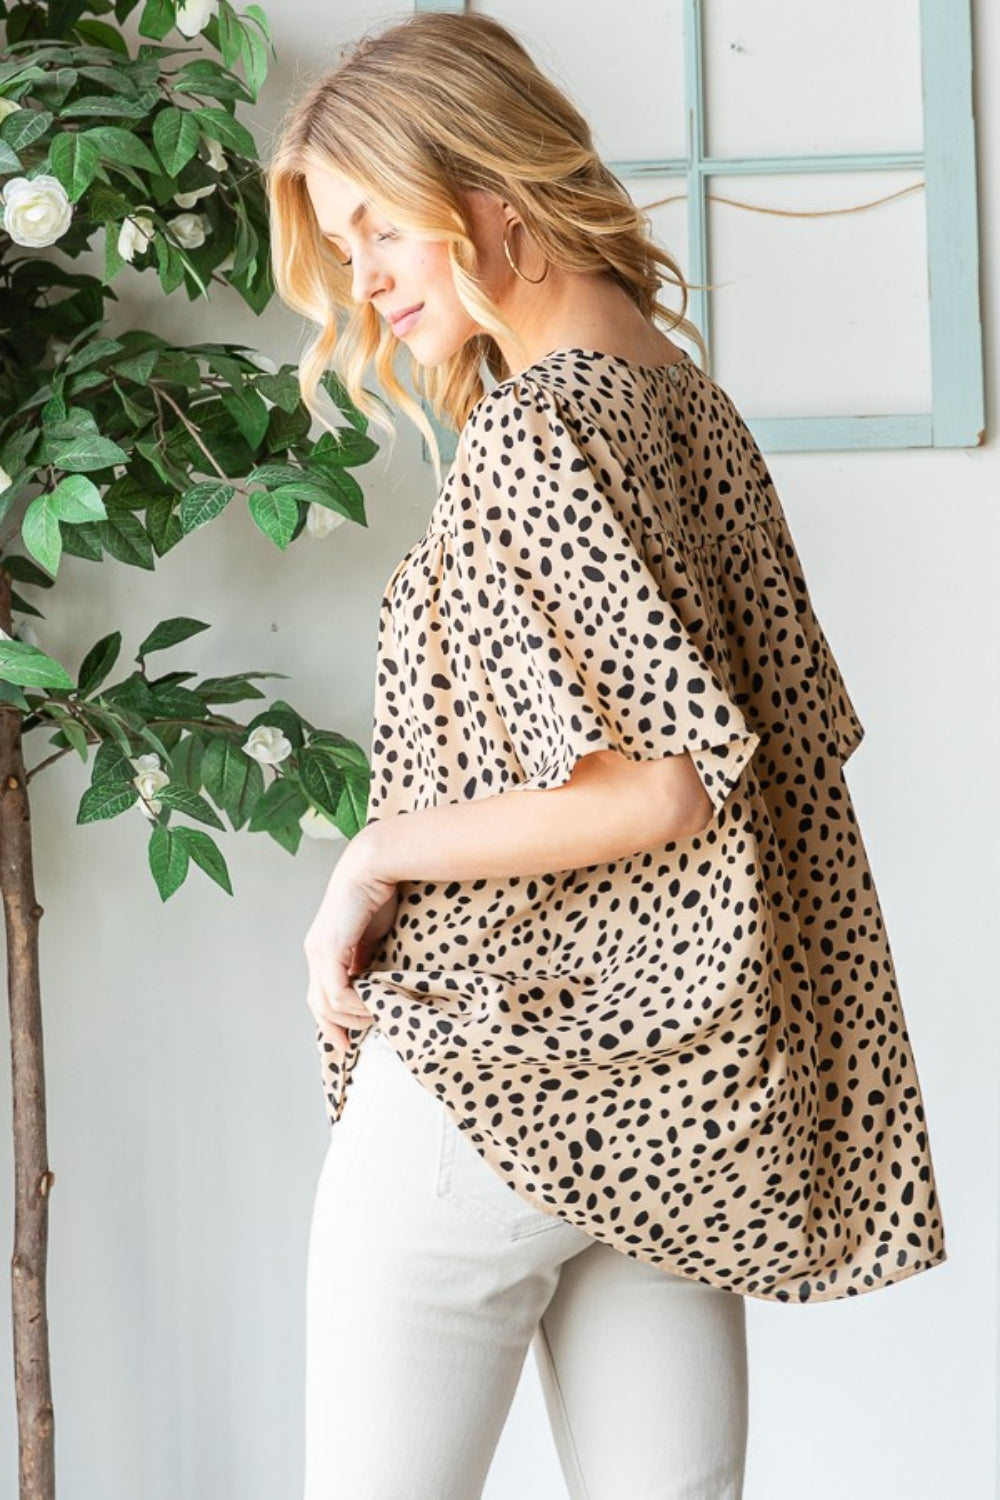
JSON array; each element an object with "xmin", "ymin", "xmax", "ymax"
[{"xmin": 304, "ymin": 1029, "xmax": 749, "ymax": 1500}]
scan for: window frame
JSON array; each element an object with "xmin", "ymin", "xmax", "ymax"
[{"xmin": 414, "ymin": 0, "xmax": 984, "ymax": 458}]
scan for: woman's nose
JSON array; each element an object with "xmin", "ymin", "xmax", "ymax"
[{"xmin": 352, "ymin": 256, "xmax": 388, "ymax": 306}]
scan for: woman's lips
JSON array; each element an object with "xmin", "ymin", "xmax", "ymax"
[{"xmin": 391, "ymin": 305, "xmax": 423, "ymax": 336}]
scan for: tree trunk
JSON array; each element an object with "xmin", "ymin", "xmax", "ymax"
[{"xmin": 1, "ymin": 571, "xmax": 56, "ymax": 1499}]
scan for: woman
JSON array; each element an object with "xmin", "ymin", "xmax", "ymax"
[{"xmin": 267, "ymin": 13, "xmax": 947, "ymax": 1499}]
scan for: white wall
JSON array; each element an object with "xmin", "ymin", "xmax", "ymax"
[{"xmin": 1, "ymin": 3, "xmax": 996, "ymax": 1497}]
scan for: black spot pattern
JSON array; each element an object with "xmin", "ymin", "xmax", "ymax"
[{"xmin": 323, "ymin": 348, "xmax": 947, "ymax": 1305}]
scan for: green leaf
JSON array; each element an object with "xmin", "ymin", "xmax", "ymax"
[
  {"xmin": 49, "ymin": 132, "xmax": 101, "ymax": 202},
  {"xmin": 10, "ymin": 591, "xmax": 44, "ymax": 619},
  {"xmin": 60, "ymin": 92, "xmax": 159, "ymax": 121},
  {"xmin": 230, "ymin": 209, "xmax": 258, "ymax": 280},
  {"xmin": 248, "ymin": 488, "xmax": 297, "ymax": 550},
  {"xmin": 84, "ymin": 703, "xmax": 138, "ymax": 760},
  {"xmin": 40, "ymin": 396, "xmax": 69, "ymax": 428},
  {"xmin": 103, "ymin": 670, "xmax": 157, "ymax": 716},
  {"xmin": 74, "ymin": 19, "xmax": 131, "ymax": 55},
  {"xmin": 156, "ymin": 781, "xmax": 225, "ymax": 830},
  {"xmin": 312, "ymin": 428, "xmax": 380, "ymax": 469},
  {"xmin": 46, "ymin": 408, "xmax": 98, "ymax": 437},
  {"xmin": 89, "ymin": 184, "xmax": 130, "ymax": 223},
  {"xmin": 1, "ymin": 555, "xmax": 54, "ymax": 590},
  {"xmin": 216, "ymin": 1, "xmax": 242, "ymax": 69},
  {"xmin": 152, "ymin": 106, "xmax": 200, "ymax": 176},
  {"xmin": 204, "ymin": 349, "xmax": 248, "ymax": 388},
  {"xmin": 95, "ymin": 508, "xmax": 156, "ymax": 570},
  {"xmin": 138, "ymin": 0, "xmax": 176, "ymax": 41},
  {"xmin": 103, "ymin": 219, "xmax": 126, "ymax": 284},
  {"xmin": 179, "ymin": 420, "xmax": 249, "ymax": 479},
  {"xmin": 114, "ymin": 347, "xmax": 160, "ymax": 384},
  {"xmin": 297, "ymin": 747, "xmax": 345, "ymax": 819},
  {"xmin": 78, "ymin": 631, "xmax": 122, "ymax": 697},
  {"xmin": 148, "ymin": 825, "xmax": 190, "ymax": 900},
  {"xmin": 245, "ymin": 462, "xmax": 302, "ymax": 487},
  {"xmin": 147, "ymin": 668, "xmax": 198, "ymax": 688},
  {"xmin": 148, "ymin": 683, "xmax": 210, "ymax": 718},
  {"xmin": 320, "ymin": 373, "xmax": 370, "ymax": 435},
  {"xmin": 249, "ymin": 372, "xmax": 301, "ymax": 414},
  {"xmin": 172, "ymin": 59, "xmax": 251, "ymax": 105},
  {"xmin": 48, "ymin": 475, "xmax": 107, "ymax": 524},
  {"xmin": 83, "ymin": 126, "xmax": 160, "ymax": 173},
  {"xmin": 150, "ymin": 349, "xmax": 200, "ymax": 388},
  {"xmin": 247, "ymin": 775, "xmax": 309, "ymax": 832},
  {"xmin": 0, "ymin": 681, "xmax": 31, "ymax": 712},
  {"xmin": 47, "ymin": 433, "xmax": 128, "ymax": 473},
  {"xmin": 91, "ymin": 738, "xmax": 134, "ymax": 785},
  {"xmin": 133, "ymin": 720, "xmax": 175, "ymax": 765},
  {"xmin": 32, "ymin": 64, "xmax": 78, "ymax": 109},
  {"xmin": 60, "ymin": 521, "xmax": 103, "ymax": 563},
  {"xmin": 192, "ymin": 106, "xmax": 256, "ymax": 159},
  {"xmin": 69, "ymin": 345, "xmax": 129, "ymax": 384},
  {"xmin": 266, "ymin": 480, "xmax": 338, "ymax": 510},
  {"xmin": 173, "ymin": 827, "xmax": 232, "ymax": 894},
  {"xmin": 265, "ymin": 403, "xmax": 311, "ymax": 449},
  {"xmin": 244, "ymin": 3, "xmax": 272, "ymax": 43},
  {"xmin": 1, "ymin": 108, "xmax": 52, "ymax": 152},
  {"xmin": 145, "ymin": 496, "xmax": 184, "ymax": 557},
  {"xmin": 239, "ymin": 24, "xmax": 269, "ymax": 101},
  {"xmin": 21, "ymin": 497, "xmax": 63, "ymax": 578},
  {"xmin": 220, "ymin": 386, "xmax": 269, "ymax": 448},
  {"xmin": 200, "ymin": 736, "xmax": 263, "ymax": 830},
  {"xmin": 0, "ymin": 430, "xmax": 36, "ymax": 488},
  {"xmin": 0, "ymin": 639, "xmax": 73, "ymax": 690},
  {"xmin": 0, "ymin": 140, "xmax": 20, "ymax": 175},
  {"xmin": 300, "ymin": 467, "xmax": 364, "ymax": 522},
  {"xmin": 77, "ymin": 779, "xmax": 139, "ymax": 824},
  {"xmin": 66, "ymin": 369, "xmax": 112, "ymax": 398},
  {"xmin": 193, "ymin": 672, "xmax": 272, "ymax": 704},
  {"xmin": 139, "ymin": 617, "xmax": 211, "ymax": 657},
  {"xmin": 179, "ymin": 481, "xmax": 236, "ymax": 534},
  {"xmin": 0, "ymin": 475, "xmax": 31, "ymax": 525},
  {"xmin": 44, "ymin": 705, "xmax": 90, "ymax": 762},
  {"xmin": 268, "ymin": 820, "xmax": 302, "ymax": 856},
  {"xmin": 169, "ymin": 734, "xmax": 205, "ymax": 791},
  {"xmin": 302, "ymin": 730, "xmax": 365, "ymax": 760},
  {"xmin": 154, "ymin": 230, "xmax": 185, "ymax": 295},
  {"xmin": 134, "ymin": 436, "xmax": 188, "ymax": 492},
  {"xmin": 113, "ymin": 380, "xmax": 154, "ymax": 428},
  {"xmin": 73, "ymin": 63, "xmax": 141, "ymax": 97},
  {"xmin": 0, "ymin": 62, "xmax": 48, "ymax": 89}
]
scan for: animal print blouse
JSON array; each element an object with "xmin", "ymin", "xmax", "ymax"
[{"xmin": 324, "ymin": 346, "xmax": 947, "ymax": 1305}]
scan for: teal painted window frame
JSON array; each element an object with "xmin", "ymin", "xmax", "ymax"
[{"xmin": 414, "ymin": 0, "xmax": 984, "ymax": 458}]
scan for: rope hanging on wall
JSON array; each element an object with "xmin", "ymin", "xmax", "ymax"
[{"xmin": 641, "ymin": 179, "xmax": 923, "ymax": 221}]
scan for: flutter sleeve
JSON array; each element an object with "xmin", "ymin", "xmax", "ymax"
[{"xmin": 449, "ymin": 374, "xmax": 760, "ymax": 817}]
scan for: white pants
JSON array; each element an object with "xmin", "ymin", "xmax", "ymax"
[{"xmin": 304, "ymin": 1029, "xmax": 749, "ymax": 1500}]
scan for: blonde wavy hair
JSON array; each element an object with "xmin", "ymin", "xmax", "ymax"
[{"xmin": 265, "ymin": 10, "xmax": 706, "ymax": 489}]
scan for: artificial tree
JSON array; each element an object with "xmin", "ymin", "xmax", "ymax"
[{"xmin": 0, "ymin": 2, "xmax": 379, "ymax": 1493}]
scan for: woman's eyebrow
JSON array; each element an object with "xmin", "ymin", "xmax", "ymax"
[{"xmin": 321, "ymin": 201, "xmax": 369, "ymax": 238}]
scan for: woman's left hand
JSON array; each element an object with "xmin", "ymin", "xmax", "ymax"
[{"xmin": 303, "ymin": 833, "xmax": 399, "ymax": 1059}]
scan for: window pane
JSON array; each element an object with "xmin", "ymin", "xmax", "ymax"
[
  {"xmin": 707, "ymin": 170, "xmax": 931, "ymax": 414},
  {"xmin": 481, "ymin": 0, "xmax": 687, "ymax": 160},
  {"xmin": 703, "ymin": 0, "xmax": 923, "ymax": 158}
]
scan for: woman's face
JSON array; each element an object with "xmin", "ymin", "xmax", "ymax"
[{"xmin": 303, "ymin": 161, "xmax": 484, "ymax": 365}]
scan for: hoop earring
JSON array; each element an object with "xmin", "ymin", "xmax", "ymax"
[{"xmin": 502, "ymin": 223, "xmax": 549, "ymax": 284}]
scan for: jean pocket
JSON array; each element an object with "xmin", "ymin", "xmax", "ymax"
[{"xmin": 435, "ymin": 1109, "xmax": 565, "ymax": 1240}]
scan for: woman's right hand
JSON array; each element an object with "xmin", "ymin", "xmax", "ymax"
[{"xmin": 303, "ymin": 838, "xmax": 400, "ymax": 1057}]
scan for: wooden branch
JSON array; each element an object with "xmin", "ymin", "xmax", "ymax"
[{"xmin": 0, "ymin": 566, "xmax": 56, "ymax": 1496}]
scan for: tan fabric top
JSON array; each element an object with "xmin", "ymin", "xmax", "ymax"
[{"xmin": 324, "ymin": 347, "xmax": 947, "ymax": 1305}]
